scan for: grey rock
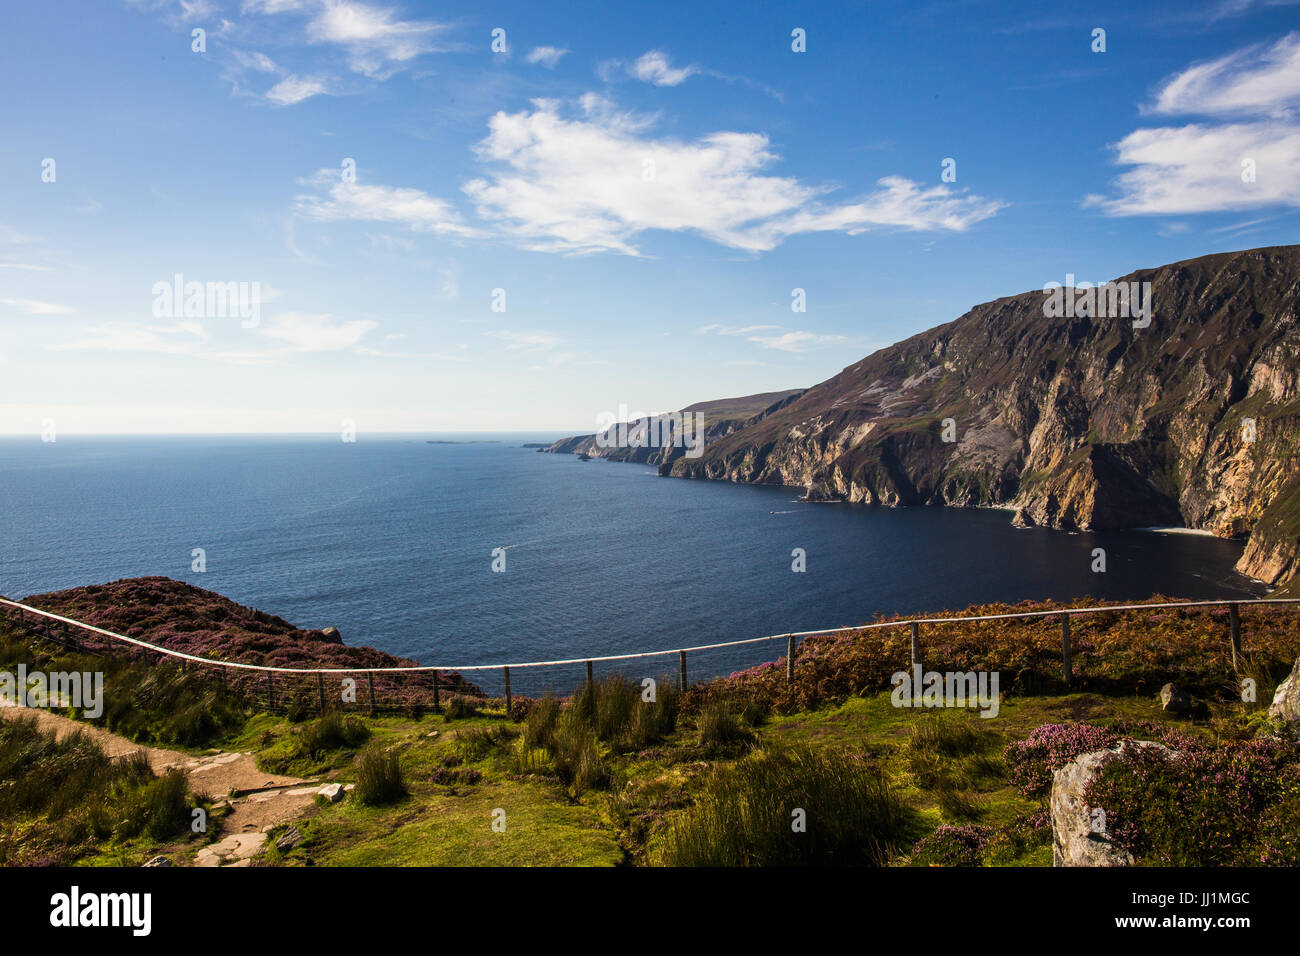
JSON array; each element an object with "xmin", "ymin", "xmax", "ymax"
[
  {"xmin": 318, "ymin": 783, "xmax": 344, "ymax": 803},
  {"xmin": 143, "ymin": 856, "xmax": 172, "ymax": 868},
  {"xmin": 1051, "ymin": 740, "xmax": 1174, "ymax": 867},
  {"xmin": 275, "ymin": 826, "xmax": 303, "ymax": 852},
  {"xmin": 1269, "ymin": 657, "xmax": 1300, "ymax": 724},
  {"xmin": 1159, "ymin": 682, "xmax": 1192, "ymax": 714}
]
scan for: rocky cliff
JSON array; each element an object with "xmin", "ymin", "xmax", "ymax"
[
  {"xmin": 546, "ymin": 389, "xmax": 804, "ymax": 466},
  {"xmin": 660, "ymin": 246, "xmax": 1299, "ymax": 587}
]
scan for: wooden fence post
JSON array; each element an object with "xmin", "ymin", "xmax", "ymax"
[
  {"xmin": 786, "ymin": 635, "xmax": 796, "ymax": 685},
  {"xmin": 503, "ymin": 666, "xmax": 512, "ymax": 715},
  {"xmin": 317, "ymin": 671, "xmax": 327, "ymax": 714},
  {"xmin": 267, "ymin": 672, "xmax": 275, "ymax": 712},
  {"xmin": 432, "ymin": 670, "xmax": 441, "ymax": 713},
  {"xmin": 1229, "ymin": 603, "xmax": 1242, "ymax": 672},
  {"xmin": 679, "ymin": 650, "xmax": 687, "ymax": 691},
  {"xmin": 586, "ymin": 660, "xmax": 593, "ymax": 687},
  {"xmin": 909, "ymin": 622, "xmax": 922, "ymax": 703},
  {"xmin": 367, "ymin": 672, "xmax": 376, "ymax": 717},
  {"xmin": 1061, "ymin": 613, "xmax": 1072, "ymax": 687}
]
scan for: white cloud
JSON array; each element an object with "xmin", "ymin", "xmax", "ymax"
[
  {"xmin": 462, "ymin": 97, "xmax": 1004, "ymax": 255},
  {"xmin": 526, "ymin": 46, "xmax": 568, "ymax": 68},
  {"xmin": 697, "ymin": 323, "xmax": 845, "ymax": 352},
  {"xmin": 1, "ymin": 297, "xmax": 75, "ymax": 315},
  {"xmin": 259, "ymin": 310, "xmax": 377, "ymax": 350},
  {"xmin": 1089, "ymin": 122, "xmax": 1300, "ymax": 215},
  {"xmin": 1150, "ymin": 32, "xmax": 1300, "ymax": 117},
  {"xmin": 486, "ymin": 329, "xmax": 559, "ymax": 351},
  {"xmin": 46, "ymin": 323, "xmax": 204, "ymax": 353},
  {"xmin": 0, "ymin": 263, "xmax": 53, "ymax": 272},
  {"xmin": 629, "ymin": 50, "xmax": 694, "ymax": 86},
  {"xmin": 296, "ymin": 170, "xmax": 481, "ymax": 237},
  {"xmin": 303, "ymin": 0, "xmax": 449, "ymax": 78},
  {"xmin": 1095, "ymin": 33, "xmax": 1300, "ymax": 215},
  {"xmin": 266, "ymin": 74, "xmax": 330, "ymax": 104}
]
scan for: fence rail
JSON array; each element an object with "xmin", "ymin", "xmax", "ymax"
[{"xmin": 2, "ymin": 595, "xmax": 1298, "ymax": 714}]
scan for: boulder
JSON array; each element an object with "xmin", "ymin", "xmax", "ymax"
[
  {"xmin": 1159, "ymin": 682, "xmax": 1191, "ymax": 714},
  {"xmin": 1051, "ymin": 740, "xmax": 1174, "ymax": 866},
  {"xmin": 275, "ymin": 826, "xmax": 303, "ymax": 852},
  {"xmin": 143, "ymin": 856, "xmax": 172, "ymax": 868},
  {"xmin": 1269, "ymin": 657, "xmax": 1300, "ymax": 724},
  {"xmin": 318, "ymin": 783, "xmax": 344, "ymax": 803},
  {"xmin": 320, "ymin": 626, "xmax": 342, "ymax": 642}
]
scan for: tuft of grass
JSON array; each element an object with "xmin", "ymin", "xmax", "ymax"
[
  {"xmin": 655, "ymin": 746, "xmax": 917, "ymax": 866},
  {"xmin": 354, "ymin": 746, "xmax": 408, "ymax": 805},
  {"xmin": 696, "ymin": 700, "xmax": 754, "ymax": 755},
  {"xmin": 298, "ymin": 711, "xmax": 371, "ymax": 759}
]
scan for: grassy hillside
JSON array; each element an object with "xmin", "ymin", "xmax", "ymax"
[{"xmin": 2, "ymin": 590, "xmax": 1298, "ymax": 867}]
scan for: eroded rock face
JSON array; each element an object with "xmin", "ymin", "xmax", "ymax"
[
  {"xmin": 649, "ymin": 246, "xmax": 1300, "ymax": 587},
  {"xmin": 1051, "ymin": 740, "xmax": 1174, "ymax": 867},
  {"xmin": 1269, "ymin": 657, "xmax": 1300, "ymax": 725}
]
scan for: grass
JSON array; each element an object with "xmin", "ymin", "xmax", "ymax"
[
  {"xmin": 653, "ymin": 745, "xmax": 919, "ymax": 866},
  {"xmin": 3, "ymin": 600, "xmax": 1294, "ymax": 868},
  {"xmin": 0, "ymin": 715, "xmax": 204, "ymax": 865}
]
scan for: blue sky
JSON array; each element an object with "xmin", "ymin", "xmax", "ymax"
[{"xmin": 1, "ymin": 0, "xmax": 1298, "ymax": 433}]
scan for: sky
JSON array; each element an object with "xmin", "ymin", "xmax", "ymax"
[{"xmin": 1, "ymin": 0, "xmax": 1298, "ymax": 434}]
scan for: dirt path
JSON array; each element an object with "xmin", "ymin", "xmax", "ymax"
[{"xmin": 0, "ymin": 705, "xmax": 321, "ymax": 866}]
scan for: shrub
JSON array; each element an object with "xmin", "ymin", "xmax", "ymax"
[
  {"xmin": 523, "ymin": 693, "xmax": 561, "ymax": 750},
  {"xmin": 550, "ymin": 709, "xmax": 607, "ymax": 796},
  {"xmin": 443, "ymin": 695, "xmax": 480, "ymax": 721},
  {"xmin": 298, "ymin": 712, "xmax": 370, "ymax": 759},
  {"xmin": 655, "ymin": 746, "xmax": 915, "ymax": 866},
  {"xmin": 1084, "ymin": 737, "xmax": 1300, "ymax": 866},
  {"xmin": 454, "ymin": 725, "xmax": 512, "ymax": 762},
  {"xmin": 910, "ymin": 824, "xmax": 993, "ymax": 867},
  {"xmin": 355, "ymin": 747, "xmax": 407, "ymax": 805},
  {"xmin": 697, "ymin": 701, "xmax": 754, "ymax": 755},
  {"xmin": 1003, "ymin": 723, "xmax": 1119, "ymax": 798}
]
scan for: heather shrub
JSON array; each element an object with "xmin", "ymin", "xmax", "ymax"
[
  {"xmin": 655, "ymin": 747, "xmax": 915, "ymax": 866},
  {"xmin": 355, "ymin": 746, "xmax": 407, "ymax": 805},
  {"xmin": 1085, "ymin": 738, "xmax": 1300, "ymax": 866},
  {"xmin": 1004, "ymin": 723, "xmax": 1119, "ymax": 798},
  {"xmin": 910, "ymin": 824, "xmax": 993, "ymax": 867}
]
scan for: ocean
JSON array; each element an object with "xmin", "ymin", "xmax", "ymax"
[{"xmin": 0, "ymin": 435, "xmax": 1266, "ymax": 693}]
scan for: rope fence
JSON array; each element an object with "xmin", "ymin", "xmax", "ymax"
[{"xmin": 2, "ymin": 596, "xmax": 1298, "ymax": 716}]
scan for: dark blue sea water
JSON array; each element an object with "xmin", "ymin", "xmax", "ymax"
[{"xmin": 0, "ymin": 435, "xmax": 1266, "ymax": 693}]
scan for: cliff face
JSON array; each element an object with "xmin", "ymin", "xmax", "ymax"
[
  {"xmin": 545, "ymin": 389, "xmax": 804, "ymax": 466},
  {"xmin": 666, "ymin": 246, "xmax": 1300, "ymax": 586}
]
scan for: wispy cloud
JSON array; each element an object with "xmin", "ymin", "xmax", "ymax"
[
  {"xmin": 295, "ymin": 168, "xmax": 481, "ymax": 237},
  {"xmin": 462, "ymin": 95, "xmax": 1003, "ymax": 255},
  {"xmin": 486, "ymin": 329, "xmax": 559, "ymax": 351},
  {"xmin": 1093, "ymin": 33, "xmax": 1300, "ymax": 215},
  {"xmin": 1, "ymin": 297, "xmax": 75, "ymax": 315},
  {"xmin": 526, "ymin": 45, "xmax": 568, "ymax": 68},
  {"xmin": 628, "ymin": 50, "xmax": 695, "ymax": 86},
  {"xmin": 697, "ymin": 323, "xmax": 846, "ymax": 352}
]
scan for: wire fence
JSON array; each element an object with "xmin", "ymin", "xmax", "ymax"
[{"xmin": 2, "ymin": 595, "xmax": 1298, "ymax": 716}]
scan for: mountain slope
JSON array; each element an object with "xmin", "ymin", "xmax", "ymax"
[
  {"xmin": 666, "ymin": 246, "xmax": 1300, "ymax": 586},
  {"xmin": 545, "ymin": 389, "xmax": 804, "ymax": 465}
]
